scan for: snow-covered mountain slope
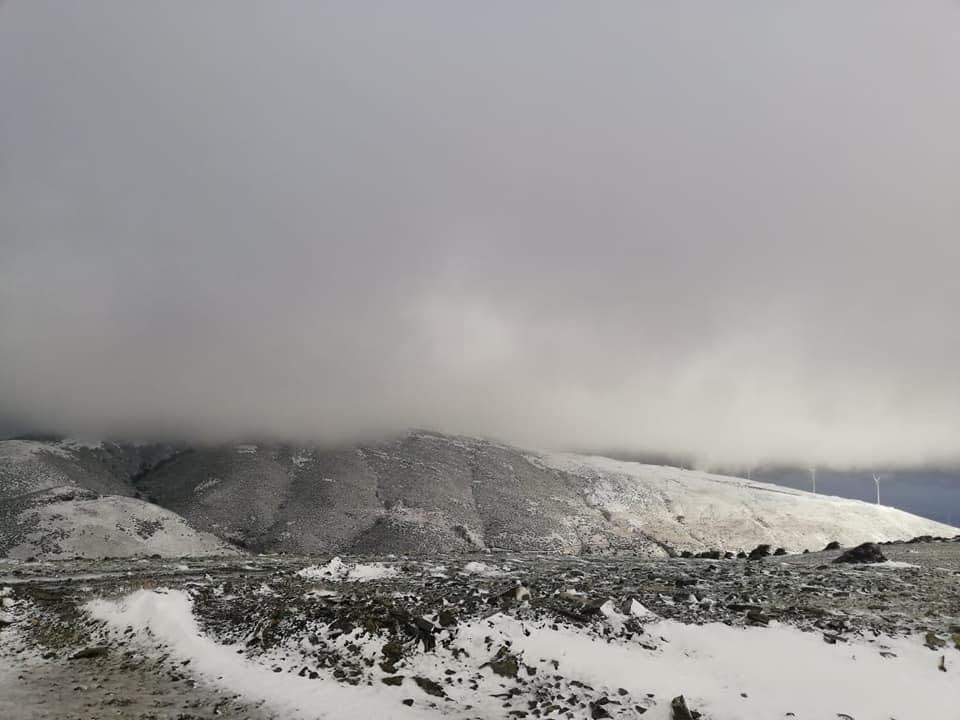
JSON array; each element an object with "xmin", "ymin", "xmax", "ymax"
[
  {"xmin": 1, "ymin": 433, "xmax": 956, "ymax": 558},
  {"xmin": 133, "ymin": 432, "xmax": 957, "ymax": 555},
  {"xmin": 0, "ymin": 488, "xmax": 239, "ymax": 560},
  {"xmin": 535, "ymin": 453, "xmax": 958, "ymax": 552},
  {"xmin": 0, "ymin": 439, "xmax": 175, "ymax": 501}
]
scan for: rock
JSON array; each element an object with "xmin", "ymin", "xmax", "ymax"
[
  {"xmin": 382, "ymin": 676, "xmax": 404, "ymax": 686},
  {"xmin": 833, "ymin": 543, "xmax": 886, "ymax": 564},
  {"xmin": 489, "ymin": 648, "xmax": 520, "ymax": 678},
  {"xmin": 437, "ymin": 609, "xmax": 458, "ymax": 627},
  {"xmin": 747, "ymin": 544, "xmax": 771, "ymax": 561},
  {"xmin": 69, "ymin": 646, "xmax": 109, "ymax": 660},
  {"xmin": 824, "ymin": 541, "xmax": 841, "ymax": 551},
  {"xmin": 382, "ymin": 638, "xmax": 404, "ymax": 663},
  {"xmin": 773, "ymin": 548, "xmax": 787, "ymax": 556},
  {"xmin": 670, "ymin": 695, "xmax": 696, "ymax": 720},
  {"xmin": 589, "ymin": 699, "xmax": 612, "ymax": 718},
  {"xmin": 499, "ymin": 584, "xmax": 531, "ymax": 607},
  {"xmin": 413, "ymin": 676, "xmax": 446, "ymax": 697}
]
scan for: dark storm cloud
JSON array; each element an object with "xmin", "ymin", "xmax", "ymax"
[{"xmin": 2, "ymin": 2, "xmax": 959, "ymax": 466}]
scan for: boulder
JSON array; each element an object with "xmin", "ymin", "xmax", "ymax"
[
  {"xmin": 671, "ymin": 695, "xmax": 700, "ymax": 720},
  {"xmin": 747, "ymin": 544, "xmax": 771, "ymax": 561},
  {"xmin": 833, "ymin": 542, "xmax": 886, "ymax": 564}
]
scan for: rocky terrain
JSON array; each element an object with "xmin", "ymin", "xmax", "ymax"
[
  {"xmin": 2, "ymin": 433, "xmax": 956, "ymax": 560},
  {"xmin": 4, "ymin": 432, "xmax": 958, "ymax": 717},
  {"xmin": 1, "ymin": 539, "xmax": 958, "ymax": 719}
]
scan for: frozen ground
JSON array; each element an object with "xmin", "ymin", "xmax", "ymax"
[{"xmin": 1, "ymin": 541, "xmax": 958, "ymax": 719}]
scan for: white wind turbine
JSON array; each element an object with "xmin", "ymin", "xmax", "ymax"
[
  {"xmin": 809, "ymin": 466, "xmax": 817, "ymax": 494},
  {"xmin": 872, "ymin": 472, "xmax": 882, "ymax": 505}
]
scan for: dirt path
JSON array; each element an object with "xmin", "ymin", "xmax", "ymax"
[{"xmin": 0, "ymin": 630, "xmax": 277, "ymax": 720}]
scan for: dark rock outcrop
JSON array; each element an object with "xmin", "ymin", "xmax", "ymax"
[
  {"xmin": 748, "ymin": 544, "xmax": 771, "ymax": 561},
  {"xmin": 833, "ymin": 542, "xmax": 886, "ymax": 564}
]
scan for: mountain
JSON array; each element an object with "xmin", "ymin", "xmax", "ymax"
[
  {"xmin": 0, "ymin": 432, "xmax": 956, "ymax": 559},
  {"xmin": 0, "ymin": 440, "xmax": 237, "ymax": 559}
]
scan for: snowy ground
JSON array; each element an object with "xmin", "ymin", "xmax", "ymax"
[
  {"xmin": 1, "ymin": 543, "xmax": 958, "ymax": 719},
  {"xmin": 85, "ymin": 588, "xmax": 956, "ymax": 719}
]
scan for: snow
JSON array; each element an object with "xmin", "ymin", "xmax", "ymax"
[
  {"xmin": 297, "ymin": 557, "xmax": 400, "ymax": 582},
  {"xmin": 461, "ymin": 615, "xmax": 956, "ymax": 719},
  {"xmin": 533, "ymin": 452, "xmax": 959, "ymax": 551},
  {"xmin": 460, "ymin": 560, "xmax": 506, "ymax": 577},
  {"xmin": 86, "ymin": 587, "xmax": 956, "ymax": 720},
  {"xmin": 86, "ymin": 590, "xmax": 427, "ymax": 719}
]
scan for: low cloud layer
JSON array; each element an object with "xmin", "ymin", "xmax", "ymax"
[{"xmin": 2, "ymin": 3, "xmax": 960, "ymax": 467}]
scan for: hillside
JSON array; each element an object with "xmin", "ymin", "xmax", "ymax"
[{"xmin": 0, "ymin": 433, "xmax": 956, "ymax": 559}]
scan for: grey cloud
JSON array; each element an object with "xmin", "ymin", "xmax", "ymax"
[{"xmin": 2, "ymin": 2, "xmax": 960, "ymax": 467}]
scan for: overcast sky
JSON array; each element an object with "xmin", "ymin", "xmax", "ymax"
[{"xmin": 2, "ymin": 2, "xmax": 959, "ymax": 467}]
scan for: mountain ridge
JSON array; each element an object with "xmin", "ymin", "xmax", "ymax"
[{"xmin": 0, "ymin": 432, "xmax": 955, "ymax": 559}]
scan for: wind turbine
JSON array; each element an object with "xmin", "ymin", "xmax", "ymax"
[
  {"xmin": 809, "ymin": 466, "xmax": 817, "ymax": 494},
  {"xmin": 872, "ymin": 473, "xmax": 881, "ymax": 505}
]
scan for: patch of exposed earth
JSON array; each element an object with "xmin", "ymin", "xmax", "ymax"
[{"xmin": 1, "ymin": 540, "xmax": 958, "ymax": 719}]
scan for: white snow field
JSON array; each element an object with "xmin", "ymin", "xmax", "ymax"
[
  {"xmin": 535, "ymin": 452, "xmax": 959, "ymax": 552},
  {"xmin": 88, "ymin": 588, "xmax": 955, "ymax": 719}
]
